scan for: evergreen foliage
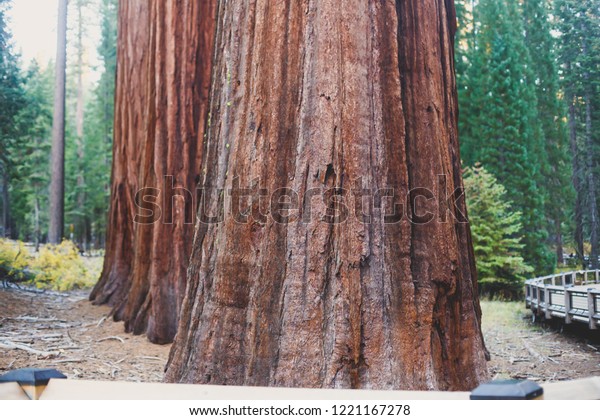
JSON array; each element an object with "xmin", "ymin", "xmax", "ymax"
[
  {"xmin": 522, "ymin": 0, "xmax": 574, "ymax": 265},
  {"xmin": 458, "ymin": 0, "xmax": 554, "ymax": 274},
  {"xmin": 464, "ymin": 165, "xmax": 533, "ymax": 298},
  {"xmin": 555, "ymin": 0, "xmax": 600, "ymax": 268},
  {"xmin": 0, "ymin": 0, "xmax": 26, "ymax": 237},
  {"xmin": 0, "ymin": 0, "xmax": 117, "ymax": 249},
  {"xmin": 10, "ymin": 62, "xmax": 53, "ymax": 244}
]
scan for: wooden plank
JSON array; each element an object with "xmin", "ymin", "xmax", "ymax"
[
  {"xmin": 34, "ymin": 377, "xmax": 600, "ymax": 400},
  {"xmin": 543, "ymin": 377, "xmax": 600, "ymax": 400},
  {"xmin": 571, "ymin": 294, "xmax": 588, "ymax": 311},
  {"xmin": 40, "ymin": 379, "xmax": 470, "ymax": 401},
  {"xmin": 0, "ymin": 382, "xmax": 30, "ymax": 400}
]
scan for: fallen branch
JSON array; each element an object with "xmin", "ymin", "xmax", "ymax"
[
  {"xmin": 97, "ymin": 336, "xmax": 125, "ymax": 344},
  {"xmin": 522, "ymin": 339, "xmax": 545, "ymax": 364},
  {"xmin": 0, "ymin": 341, "xmax": 60, "ymax": 358},
  {"xmin": 134, "ymin": 356, "xmax": 163, "ymax": 361},
  {"xmin": 13, "ymin": 316, "xmax": 67, "ymax": 323},
  {"xmin": 96, "ymin": 316, "xmax": 107, "ymax": 328},
  {"xmin": 52, "ymin": 359, "xmax": 84, "ymax": 364}
]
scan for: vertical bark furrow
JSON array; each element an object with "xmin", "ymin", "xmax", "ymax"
[
  {"xmin": 165, "ymin": 0, "xmax": 487, "ymax": 390},
  {"xmin": 91, "ymin": 0, "xmax": 217, "ymax": 344}
]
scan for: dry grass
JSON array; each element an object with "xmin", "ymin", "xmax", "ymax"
[{"xmin": 480, "ymin": 300, "xmax": 539, "ymax": 332}]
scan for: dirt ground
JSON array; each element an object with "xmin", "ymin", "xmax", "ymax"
[
  {"xmin": 1, "ymin": 286, "xmax": 600, "ymax": 385},
  {"xmin": 481, "ymin": 300, "xmax": 600, "ymax": 382},
  {"xmin": 0, "ymin": 286, "xmax": 170, "ymax": 382}
]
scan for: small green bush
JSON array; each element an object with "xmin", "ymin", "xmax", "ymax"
[{"xmin": 464, "ymin": 165, "xmax": 533, "ymax": 299}]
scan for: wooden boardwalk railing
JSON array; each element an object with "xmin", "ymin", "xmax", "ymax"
[{"xmin": 525, "ymin": 270, "xmax": 600, "ymax": 330}]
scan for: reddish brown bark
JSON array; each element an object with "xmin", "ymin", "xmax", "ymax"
[
  {"xmin": 90, "ymin": 0, "xmax": 149, "ymax": 313},
  {"xmin": 90, "ymin": 0, "xmax": 217, "ymax": 344},
  {"xmin": 165, "ymin": 0, "xmax": 488, "ymax": 390}
]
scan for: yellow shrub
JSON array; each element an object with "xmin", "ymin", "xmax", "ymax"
[
  {"xmin": 30, "ymin": 240, "xmax": 98, "ymax": 291},
  {"xmin": 0, "ymin": 239, "xmax": 99, "ymax": 291},
  {"xmin": 0, "ymin": 238, "xmax": 32, "ymax": 279}
]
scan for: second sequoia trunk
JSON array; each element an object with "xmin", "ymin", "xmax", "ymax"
[
  {"xmin": 90, "ymin": 0, "xmax": 216, "ymax": 344},
  {"xmin": 165, "ymin": 0, "xmax": 488, "ymax": 390}
]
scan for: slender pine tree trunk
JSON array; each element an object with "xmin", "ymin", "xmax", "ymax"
[
  {"xmin": 555, "ymin": 218, "xmax": 564, "ymax": 265},
  {"xmin": 566, "ymin": 62, "xmax": 584, "ymax": 265},
  {"xmin": 48, "ymin": 0, "xmax": 68, "ymax": 244},
  {"xmin": 1, "ymin": 169, "xmax": 9, "ymax": 238},
  {"xmin": 582, "ymin": 35, "xmax": 599, "ymax": 269},
  {"xmin": 75, "ymin": 0, "xmax": 87, "ymax": 251},
  {"xmin": 34, "ymin": 191, "xmax": 40, "ymax": 252}
]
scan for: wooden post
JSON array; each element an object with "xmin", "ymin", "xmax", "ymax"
[
  {"xmin": 545, "ymin": 286, "xmax": 552, "ymax": 320},
  {"xmin": 538, "ymin": 285, "xmax": 546, "ymax": 316},
  {"xmin": 595, "ymin": 270, "xmax": 599, "ymax": 283},
  {"xmin": 565, "ymin": 287, "xmax": 573, "ymax": 324},
  {"xmin": 587, "ymin": 289, "xmax": 597, "ymax": 330}
]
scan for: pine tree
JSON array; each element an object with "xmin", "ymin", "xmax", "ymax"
[
  {"xmin": 460, "ymin": 0, "xmax": 553, "ymax": 273},
  {"xmin": 522, "ymin": 0, "xmax": 573, "ymax": 266},
  {"xmin": 82, "ymin": 0, "xmax": 117, "ymax": 248},
  {"xmin": 555, "ymin": 0, "xmax": 600, "ymax": 268},
  {"xmin": 0, "ymin": 0, "xmax": 26, "ymax": 238},
  {"xmin": 62, "ymin": 0, "xmax": 117, "ymax": 250},
  {"xmin": 455, "ymin": 0, "xmax": 479, "ymax": 165},
  {"xmin": 464, "ymin": 165, "xmax": 533, "ymax": 298},
  {"xmin": 10, "ymin": 62, "xmax": 53, "ymax": 247},
  {"xmin": 48, "ymin": 0, "xmax": 68, "ymax": 244}
]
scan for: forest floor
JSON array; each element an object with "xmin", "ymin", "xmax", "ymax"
[
  {"xmin": 0, "ymin": 286, "xmax": 170, "ymax": 383},
  {"xmin": 1, "ymin": 286, "xmax": 600, "ymax": 385},
  {"xmin": 481, "ymin": 300, "xmax": 600, "ymax": 382}
]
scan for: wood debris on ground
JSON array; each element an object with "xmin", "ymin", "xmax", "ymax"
[
  {"xmin": 0, "ymin": 287, "xmax": 170, "ymax": 383},
  {"xmin": 1, "ymin": 288, "xmax": 600, "ymax": 385}
]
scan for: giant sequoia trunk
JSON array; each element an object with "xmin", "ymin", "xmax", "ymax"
[
  {"xmin": 90, "ymin": 0, "xmax": 216, "ymax": 344},
  {"xmin": 165, "ymin": 0, "xmax": 488, "ymax": 390}
]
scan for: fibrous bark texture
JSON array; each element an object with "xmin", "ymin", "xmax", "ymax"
[
  {"xmin": 90, "ymin": 0, "xmax": 216, "ymax": 344},
  {"xmin": 165, "ymin": 0, "xmax": 488, "ymax": 390}
]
